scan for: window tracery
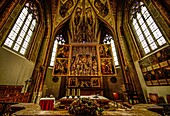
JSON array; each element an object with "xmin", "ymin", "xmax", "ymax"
[
  {"xmin": 130, "ymin": 1, "xmax": 167, "ymax": 55},
  {"xmin": 3, "ymin": 1, "xmax": 39, "ymax": 56}
]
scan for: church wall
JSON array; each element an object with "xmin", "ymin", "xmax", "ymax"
[
  {"xmin": 0, "ymin": 47, "xmax": 35, "ymax": 92},
  {"xmin": 138, "ymin": 0, "xmax": 170, "ymax": 102},
  {"xmin": 42, "ymin": 68, "xmax": 61, "ymax": 99},
  {"xmin": 113, "ymin": 0, "xmax": 146, "ymax": 103},
  {"xmin": 104, "ymin": 68, "xmax": 124, "ymax": 100},
  {"xmin": 0, "ymin": 0, "xmax": 45, "ymax": 98},
  {"xmin": 123, "ymin": 0, "xmax": 170, "ymax": 102}
]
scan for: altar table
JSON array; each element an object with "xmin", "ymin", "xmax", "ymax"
[
  {"xmin": 39, "ymin": 98, "xmax": 55, "ymax": 110},
  {"xmin": 59, "ymin": 95, "xmax": 110, "ymax": 106}
]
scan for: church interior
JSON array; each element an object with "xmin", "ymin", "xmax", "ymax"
[{"xmin": 0, "ymin": 0, "xmax": 170, "ymax": 115}]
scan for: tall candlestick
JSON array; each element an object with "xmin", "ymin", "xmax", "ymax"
[
  {"xmin": 77, "ymin": 89, "xmax": 80, "ymax": 97},
  {"xmin": 72, "ymin": 89, "xmax": 75, "ymax": 96},
  {"xmin": 67, "ymin": 89, "xmax": 70, "ymax": 96}
]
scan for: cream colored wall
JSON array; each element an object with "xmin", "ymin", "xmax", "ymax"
[
  {"xmin": 42, "ymin": 67, "xmax": 61, "ymax": 99},
  {"xmin": 0, "ymin": 47, "xmax": 35, "ymax": 92},
  {"xmin": 134, "ymin": 61, "xmax": 170, "ymax": 103}
]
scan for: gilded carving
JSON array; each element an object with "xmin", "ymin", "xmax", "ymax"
[
  {"xmin": 86, "ymin": 7, "xmax": 93, "ymax": 26},
  {"xmin": 70, "ymin": 46, "xmax": 98, "ymax": 76},
  {"xmin": 71, "ymin": 1, "xmax": 96, "ymax": 43},
  {"xmin": 57, "ymin": 45, "xmax": 70, "ymax": 58},
  {"xmin": 74, "ymin": 7, "xmax": 82, "ymax": 26}
]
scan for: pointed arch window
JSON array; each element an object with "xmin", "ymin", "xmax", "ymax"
[
  {"xmin": 103, "ymin": 34, "xmax": 119, "ymax": 66},
  {"xmin": 50, "ymin": 34, "xmax": 65, "ymax": 66},
  {"xmin": 130, "ymin": 2, "xmax": 167, "ymax": 55},
  {"xmin": 3, "ymin": 1, "xmax": 39, "ymax": 56}
]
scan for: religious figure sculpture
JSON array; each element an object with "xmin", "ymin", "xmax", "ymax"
[
  {"xmin": 59, "ymin": 0, "xmax": 73, "ymax": 17},
  {"xmin": 70, "ymin": 46, "xmax": 98, "ymax": 76},
  {"xmin": 74, "ymin": 7, "xmax": 82, "ymax": 26},
  {"xmin": 86, "ymin": 7, "xmax": 93, "ymax": 26},
  {"xmin": 94, "ymin": 0, "xmax": 109, "ymax": 17},
  {"xmin": 70, "ymin": 1, "xmax": 97, "ymax": 43}
]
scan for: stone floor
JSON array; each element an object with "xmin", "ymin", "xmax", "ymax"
[{"xmin": 11, "ymin": 102, "xmax": 161, "ymax": 116}]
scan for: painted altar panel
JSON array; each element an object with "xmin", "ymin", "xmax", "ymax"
[
  {"xmin": 99, "ymin": 44, "xmax": 117, "ymax": 76},
  {"xmin": 139, "ymin": 46, "xmax": 170, "ymax": 86},
  {"xmin": 52, "ymin": 45, "xmax": 70, "ymax": 76}
]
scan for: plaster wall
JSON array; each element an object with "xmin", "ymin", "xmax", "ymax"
[
  {"xmin": 42, "ymin": 67, "xmax": 61, "ymax": 99},
  {"xmin": 103, "ymin": 67, "xmax": 124, "ymax": 100},
  {"xmin": 0, "ymin": 47, "xmax": 35, "ymax": 92}
]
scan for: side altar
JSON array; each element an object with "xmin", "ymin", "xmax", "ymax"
[{"xmin": 52, "ymin": 43, "xmax": 117, "ymax": 96}]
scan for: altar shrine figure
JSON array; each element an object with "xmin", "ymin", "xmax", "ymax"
[
  {"xmin": 92, "ymin": 57, "xmax": 98, "ymax": 75},
  {"xmin": 70, "ymin": 53, "xmax": 98, "ymax": 76},
  {"xmin": 74, "ymin": 7, "xmax": 82, "ymax": 26},
  {"xmin": 86, "ymin": 7, "xmax": 93, "ymax": 26}
]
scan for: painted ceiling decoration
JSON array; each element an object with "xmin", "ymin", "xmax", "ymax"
[
  {"xmin": 94, "ymin": 0, "xmax": 109, "ymax": 17},
  {"xmin": 59, "ymin": 0, "xmax": 74, "ymax": 17},
  {"xmin": 56, "ymin": 0, "xmax": 114, "ymax": 43}
]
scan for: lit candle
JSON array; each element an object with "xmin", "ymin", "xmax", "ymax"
[{"xmin": 72, "ymin": 89, "xmax": 75, "ymax": 96}]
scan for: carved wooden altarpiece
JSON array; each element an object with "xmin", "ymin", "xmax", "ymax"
[{"xmin": 53, "ymin": 44, "xmax": 117, "ymax": 96}]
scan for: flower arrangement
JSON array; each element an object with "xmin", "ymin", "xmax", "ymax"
[{"xmin": 68, "ymin": 98, "xmax": 104, "ymax": 115}]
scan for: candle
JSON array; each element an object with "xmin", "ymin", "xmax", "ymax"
[
  {"xmin": 77, "ymin": 89, "xmax": 80, "ymax": 96},
  {"xmin": 67, "ymin": 89, "xmax": 70, "ymax": 96},
  {"xmin": 72, "ymin": 89, "xmax": 75, "ymax": 96}
]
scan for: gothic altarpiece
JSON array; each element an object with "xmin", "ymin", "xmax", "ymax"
[
  {"xmin": 52, "ymin": 44, "xmax": 117, "ymax": 96},
  {"xmin": 52, "ymin": 0, "xmax": 116, "ymax": 97}
]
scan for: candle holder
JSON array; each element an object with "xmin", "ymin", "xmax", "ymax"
[
  {"xmin": 66, "ymin": 89, "xmax": 70, "ymax": 98},
  {"xmin": 72, "ymin": 89, "xmax": 75, "ymax": 98},
  {"xmin": 77, "ymin": 89, "xmax": 80, "ymax": 98}
]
